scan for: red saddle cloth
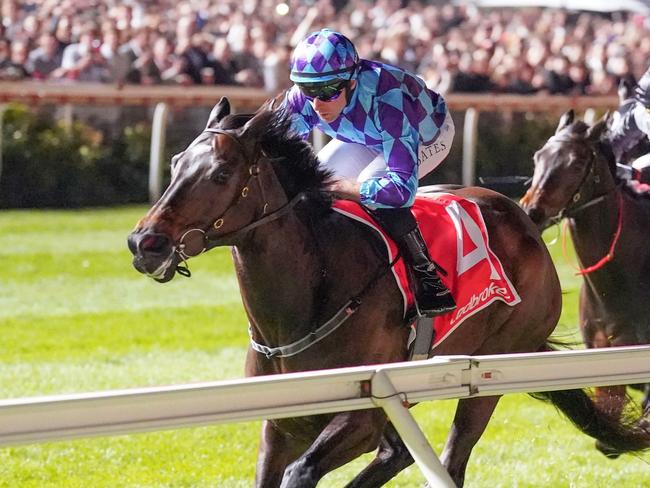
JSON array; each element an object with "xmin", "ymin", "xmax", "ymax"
[{"xmin": 332, "ymin": 192, "xmax": 521, "ymax": 347}]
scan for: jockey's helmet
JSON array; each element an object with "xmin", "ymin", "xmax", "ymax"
[{"xmin": 290, "ymin": 29, "xmax": 359, "ymax": 85}]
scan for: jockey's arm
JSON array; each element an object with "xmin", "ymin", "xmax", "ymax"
[
  {"xmin": 609, "ymin": 103, "xmax": 647, "ymax": 163},
  {"xmin": 357, "ymin": 96, "xmax": 421, "ymax": 210}
]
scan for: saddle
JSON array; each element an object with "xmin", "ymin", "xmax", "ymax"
[{"xmin": 332, "ymin": 192, "xmax": 521, "ymax": 357}]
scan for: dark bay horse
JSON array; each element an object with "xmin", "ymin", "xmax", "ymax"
[
  {"xmin": 128, "ymin": 99, "xmax": 650, "ymax": 487},
  {"xmin": 520, "ymin": 110, "xmax": 650, "ymax": 424}
]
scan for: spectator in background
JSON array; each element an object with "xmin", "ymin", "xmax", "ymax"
[
  {"xmin": 20, "ymin": 13, "xmax": 39, "ymax": 43},
  {"xmin": 113, "ymin": 26, "xmax": 153, "ymax": 84},
  {"xmin": 1, "ymin": 0, "xmax": 21, "ymax": 41},
  {"xmin": 0, "ymin": 1, "xmax": 647, "ymax": 94},
  {"xmin": 100, "ymin": 27, "xmax": 120, "ymax": 65},
  {"xmin": 54, "ymin": 25, "xmax": 111, "ymax": 81},
  {"xmin": 451, "ymin": 50, "xmax": 494, "ymax": 92},
  {"xmin": 26, "ymin": 31, "xmax": 62, "ymax": 79},
  {"xmin": 147, "ymin": 35, "xmax": 185, "ymax": 84},
  {"xmin": 507, "ymin": 62, "xmax": 538, "ymax": 94},
  {"xmin": 262, "ymin": 44, "xmax": 292, "ymax": 93},
  {"xmin": 542, "ymin": 55, "xmax": 575, "ymax": 94},
  {"xmin": 53, "ymin": 15, "xmax": 73, "ymax": 50},
  {"xmin": 205, "ymin": 36, "xmax": 235, "ymax": 85},
  {"xmin": 0, "ymin": 37, "xmax": 18, "ymax": 79},
  {"xmin": 177, "ymin": 32, "xmax": 209, "ymax": 85},
  {"xmin": 2, "ymin": 37, "xmax": 29, "ymax": 79}
]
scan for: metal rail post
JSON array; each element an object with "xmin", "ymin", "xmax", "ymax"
[
  {"xmin": 149, "ymin": 102, "xmax": 169, "ymax": 202},
  {"xmin": 372, "ymin": 369, "xmax": 456, "ymax": 488},
  {"xmin": 0, "ymin": 104, "xmax": 5, "ymax": 185},
  {"xmin": 462, "ymin": 108, "xmax": 479, "ymax": 186}
]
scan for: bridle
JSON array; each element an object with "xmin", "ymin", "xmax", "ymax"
[
  {"xmin": 164, "ymin": 126, "xmax": 394, "ymax": 359},
  {"xmin": 172, "ymin": 128, "xmax": 306, "ymax": 276},
  {"xmin": 545, "ymin": 136, "xmax": 618, "ymax": 226},
  {"xmin": 542, "ymin": 135, "xmax": 624, "ymax": 275}
]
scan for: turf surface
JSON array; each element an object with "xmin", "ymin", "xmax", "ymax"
[{"xmin": 0, "ymin": 206, "xmax": 648, "ymax": 487}]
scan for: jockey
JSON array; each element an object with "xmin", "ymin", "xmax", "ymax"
[
  {"xmin": 282, "ymin": 28, "xmax": 456, "ymax": 317},
  {"xmin": 609, "ymin": 65, "xmax": 650, "ymax": 186}
]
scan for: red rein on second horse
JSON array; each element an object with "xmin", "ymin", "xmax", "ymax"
[{"xmin": 562, "ymin": 192, "xmax": 624, "ymax": 276}]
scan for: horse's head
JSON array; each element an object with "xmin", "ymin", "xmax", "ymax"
[
  {"xmin": 128, "ymin": 98, "xmax": 281, "ymax": 282},
  {"xmin": 520, "ymin": 109, "xmax": 613, "ymax": 230},
  {"xmin": 128, "ymin": 97, "xmax": 329, "ymax": 282}
]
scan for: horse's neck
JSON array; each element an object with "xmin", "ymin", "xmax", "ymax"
[{"xmin": 232, "ymin": 212, "xmax": 329, "ymax": 349}]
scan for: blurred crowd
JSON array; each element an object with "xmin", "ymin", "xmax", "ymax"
[{"xmin": 0, "ymin": 0, "xmax": 649, "ymax": 95}]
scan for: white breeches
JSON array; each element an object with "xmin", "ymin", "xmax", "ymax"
[{"xmin": 317, "ymin": 111, "xmax": 455, "ymax": 181}]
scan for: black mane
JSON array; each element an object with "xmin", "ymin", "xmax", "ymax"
[
  {"xmin": 259, "ymin": 108, "xmax": 333, "ymax": 203},
  {"xmin": 218, "ymin": 106, "xmax": 333, "ymax": 207}
]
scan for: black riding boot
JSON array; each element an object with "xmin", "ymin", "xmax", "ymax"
[
  {"xmin": 399, "ymin": 226, "xmax": 456, "ymax": 317},
  {"xmin": 371, "ymin": 207, "xmax": 456, "ymax": 318}
]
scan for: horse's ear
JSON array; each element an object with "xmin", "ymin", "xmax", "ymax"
[
  {"xmin": 586, "ymin": 117, "xmax": 608, "ymax": 142},
  {"xmin": 241, "ymin": 107, "xmax": 275, "ymax": 141},
  {"xmin": 206, "ymin": 97, "xmax": 231, "ymax": 129},
  {"xmin": 556, "ymin": 110, "xmax": 574, "ymax": 134}
]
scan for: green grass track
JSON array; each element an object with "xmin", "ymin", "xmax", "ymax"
[{"xmin": 0, "ymin": 206, "xmax": 647, "ymax": 487}]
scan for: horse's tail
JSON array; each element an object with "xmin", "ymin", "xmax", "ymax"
[
  {"xmin": 531, "ymin": 389, "xmax": 650, "ymax": 455},
  {"xmin": 531, "ymin": 342, "xmax": 650, "ymax": 456}
]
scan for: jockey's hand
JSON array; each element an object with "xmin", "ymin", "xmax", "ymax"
[{"xmin": 326, "ymin": 178, "xmax": 361, "ymax": 202}]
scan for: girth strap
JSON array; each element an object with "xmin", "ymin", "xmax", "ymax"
[{"xmin": 249, "ymin": 298, "xmax": 362, "ymax": 359}]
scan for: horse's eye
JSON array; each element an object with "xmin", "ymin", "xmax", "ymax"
[{"xmin": 211, "ymin": 168, "xmax": 231, "ymax": 183}]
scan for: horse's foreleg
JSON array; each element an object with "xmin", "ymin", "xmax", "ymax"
[
  {"xmin": 440, "ymin": 396, "xmax": 500, "ymax": 487},
  {"xmin": 280, "ymin": 410, "xmax": 387, "ymax": 488},
  {"xmin": 255, "ymin": 420, "xmax": 298, "ymax": 487},
  {"xmin": 344, "ymin": 422, "xmax": 414, "ymax": 488}
]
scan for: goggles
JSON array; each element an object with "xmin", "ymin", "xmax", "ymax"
[{"xmin": 297, "ymin": 79, "xmax": 349, "ymax": 102}]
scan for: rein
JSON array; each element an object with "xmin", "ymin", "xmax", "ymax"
[
  {"xmin": 170, "ymin": 127, "xmax": 399, "ymax": 359},
  {"xmin": 249, "ymin": 254, "xmax": 400, "ymax": 359}
]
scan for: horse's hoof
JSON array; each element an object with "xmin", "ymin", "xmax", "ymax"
[{"xmin": 595, "ymin": 440, "xmax": 621, "ymax": 459}]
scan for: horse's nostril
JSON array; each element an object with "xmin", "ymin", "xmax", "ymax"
[
  {"xmin": 127, "ymin": 234, "xmax": 138, "ymax": 255},
  {"xmin": 141, "ymin": 234, "xmax": 171, "ymax": 254}
]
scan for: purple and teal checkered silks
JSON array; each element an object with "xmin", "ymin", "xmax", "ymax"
[
  {"xmin": 283, "ymin": 59, "xmax": 449, "ymax": 210},
  {"xmin": 290, "ymin": 29, "xmax": 359, "ymax": 84}
]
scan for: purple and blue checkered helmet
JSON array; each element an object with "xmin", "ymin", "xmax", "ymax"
[{"xmin": 290, "ymin": 29, "xmax": 359, "ymax": 84}]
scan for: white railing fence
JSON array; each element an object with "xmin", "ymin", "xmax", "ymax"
[{"xmin": 2, "ymin": 346, "xmax": 650, "ymax": 487}]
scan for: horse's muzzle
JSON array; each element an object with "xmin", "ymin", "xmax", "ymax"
[{"xmin": 127, "ymin": 231, "xmax": 178, "ymax": 282}]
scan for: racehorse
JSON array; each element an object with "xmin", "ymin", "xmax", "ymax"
[
  {"xmin": 128, "ymin": 99, "xmax": 650, "ymax": 487},
  {"xmin": 520, "ymin": 110, "xmax": 650, "ymax": 426}
]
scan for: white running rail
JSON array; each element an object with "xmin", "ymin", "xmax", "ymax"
[{"xmin": 2, "ymin": 346, "xmax": 650, "ymax": 487}]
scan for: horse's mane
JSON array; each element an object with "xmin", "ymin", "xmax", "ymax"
[
  {"xmin": 259, "ymin": 108, "xmax": 333, "ymax": 203},
  {"xmin": 220, "ymin": 108, "xmax": 333, "ymax": 206}
]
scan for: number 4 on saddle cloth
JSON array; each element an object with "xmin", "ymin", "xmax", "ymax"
[{"xmin": 332, "ymin": 192, "xmax": 521, "ymax": 353}]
